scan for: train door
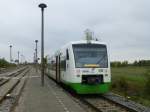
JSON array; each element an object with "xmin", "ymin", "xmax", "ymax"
[
  {"xmin": 58, "ymin": 55, "xmax": 61, "ymax": 82},
  {"xmin": 66, "ymin": 49, "xmax": 69, "ymax": 76},
  {"xmin": 55, "ymin": 56, "xmax": 58, "ymax": 82},
  {"xmin": 56, "ymin": 55, "xmax": 61, "ymax": 83}
]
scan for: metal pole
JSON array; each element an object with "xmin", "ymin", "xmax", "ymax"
[
  {"xmin": 39, "ymin": 3, "xmax": 47, "ymax": 86},
  {"xmin": 18, "ymin": 51, "xmax": 19, "ymax": 64},
  {"xmin": 35, "ymin": 40, "xmax": 38, "ymax": 72},
  {"xmin": 9, "ymin": 45, "xmax": 12, "ymax": 63},
  {"xmin": 34, "ymin": 52, "xmax": 35, "ymax": 63}
]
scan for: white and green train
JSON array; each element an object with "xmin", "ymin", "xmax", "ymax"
[{"xmin": 47, "ymin": 40, "xmax": 111, "ymax": 94}]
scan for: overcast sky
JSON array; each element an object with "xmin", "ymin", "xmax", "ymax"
[{"xmin": 0, "ymin": 0, "xmax": 150, "ymax": 62}]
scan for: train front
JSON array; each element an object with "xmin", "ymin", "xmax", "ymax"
[{"xmin": 71, "ymin": 42, "xmax": 111, "ymax": 94}]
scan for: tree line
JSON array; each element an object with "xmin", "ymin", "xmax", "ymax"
[
  {"xmin": 0, "ymin": 58, "xmax": 9, "ymax": 68},
  {"xmin": 1, "ymin": 58, "xmax": 150, "ymax": 68},
  {"xmin": 111, "ymin": 60, "xmax": 150, "ymax": 67},
  {"xmin": 0, "ymin": 58, "xmax": 16, "ymax": 68}
]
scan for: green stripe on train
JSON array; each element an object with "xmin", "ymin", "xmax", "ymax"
[{"xmin": 64, "ymin": 82, "xmax": 111, "ymax": 94}]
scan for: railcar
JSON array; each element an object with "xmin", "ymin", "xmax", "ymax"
[{"xmin": 47, "ymin": 40, "xmax": 111, "ymax": 94}]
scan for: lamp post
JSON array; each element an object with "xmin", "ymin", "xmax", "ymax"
[
  {"xmin": 33, "ymin": 52, "xmax": 35, "ymax": 63},
  {"xmin": 39, "ymin": 3, "xmax": 47, "ymax": 86},
  {"xmin": 35, "ymin": 40, "xmax": 38, "ymax": 72},
  {"xmin": 18, "ymin": 51, "xmax": 20, "ymax": 64},
  {"xmin": 9, "ymin": 45, "xmax": 12, "ymax": 63}
]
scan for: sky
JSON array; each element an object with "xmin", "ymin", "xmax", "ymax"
[{"xmin": 0, "ymin": 0, "xmax": 150, "ymax": 62}]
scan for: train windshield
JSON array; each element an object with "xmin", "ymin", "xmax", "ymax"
[{"xmin": 73, "ymin": 44, "xmax": 108, "ymax": 68}]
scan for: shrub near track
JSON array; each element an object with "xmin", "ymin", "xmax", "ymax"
[
  {"xmin": 111, "ymin": 66, "xmax": 150, "ymax": 107},
  {"xmin": 0, "ymin": 58, "xmax": 9, "ymax": 68},
  {"xmin": 0, "ymin": 58, "xmax": 16, "ymax": 72}
]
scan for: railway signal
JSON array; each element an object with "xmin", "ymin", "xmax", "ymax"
[{"xmin": 38, "ymin": 3, "xmax": 47, "ymax": 86}]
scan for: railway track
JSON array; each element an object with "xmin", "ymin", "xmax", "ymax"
[
  {"xmin": 103, "ymin": 93, "xmax": 150, "ymax": 112},
  {"xmin": 72, "ymin": 94, "xmax": 129, "ymax": 112},
  {"xmin": 0, "ymin": 67, "xmax": 27, "ymax": 87},
  {"xmin": 47, "ymin": 75, "xmax": 150, "ymax": 112},
  {"xmin": 46, "ymin": 75, "xmax": 129, "ymax": 112},
  {"xmin": 0, "ymin": 66, "xmax": 30, "ymax": 112},
  {"xmin": 70, "ymin": 93, "xmax": 150, "ymax": 112}
]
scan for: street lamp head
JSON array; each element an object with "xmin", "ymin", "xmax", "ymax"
[
  {"xmin": 39, "ymin": 3, "xmax": 47, "ymax": 9},
  {"xmin": 35, "ymin": 40, "xmax": 38, "ymax": 43},
  {"xmin": 10, "ymin": 45, "xmax": 12, "ymax": 48}
]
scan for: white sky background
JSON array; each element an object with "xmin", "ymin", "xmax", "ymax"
[{"xmin": 0, "ymin": 0, "xmax": 150, "ymax": 62}]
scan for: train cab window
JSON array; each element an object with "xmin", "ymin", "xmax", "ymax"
[{"xmin": 66, "ymin": 49, "xmax": 69, "ymax": 60}]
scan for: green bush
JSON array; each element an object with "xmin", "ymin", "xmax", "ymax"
[
  {"xmin": 0, "ymin": 58, "xmax": 9, "ymax": 68},
  {"xmin": 111, "ymin": 61, "xmax": 128, "ymax": 67},
  {"xmin": 118, "ymin": 77, "xmax": 129, "ymax": 97},
  {"xmin": 144, "ymin": 71, "xmax": 150, "ymax": 95},
  {"xmin": 0, "ymin": 58, "xmax": 17, "ymax": 68},
  {"xmin": 112, "ymin": 76, "xmax": 129, "ymax": 98}
]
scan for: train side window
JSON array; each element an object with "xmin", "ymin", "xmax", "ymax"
[
  {"xmin": 61, "ymin": 60, "xmax": 66, "ymax": 71},
  {"xmin": 66, "ymin": 49, "xmax": 69, "ymax": 60}
]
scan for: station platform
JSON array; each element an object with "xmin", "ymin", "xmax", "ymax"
[{"xmin": 14, "ymin": 68, "xmax": 86, "ymax": 112}]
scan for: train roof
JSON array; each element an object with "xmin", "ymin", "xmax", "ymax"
[
  {"xmin": 50, "ymin": 40, "xmax": 107, "ymax": 57},
  {"xmin": 68, "ymin": 40, "xmax": 107, "ymax": 45},
  {"xmin": 59, "ymin": 40, "xmax": 107, "ymax": 51}
]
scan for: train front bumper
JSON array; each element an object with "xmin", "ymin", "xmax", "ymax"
[{"xmin": 66, "ymin": 82, "xmax": 111, "ymax": 94}]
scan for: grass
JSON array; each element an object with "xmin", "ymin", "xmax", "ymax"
[{"xmin": 111, "ymin": 66, "xmax": 150, "ymax": 107}]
